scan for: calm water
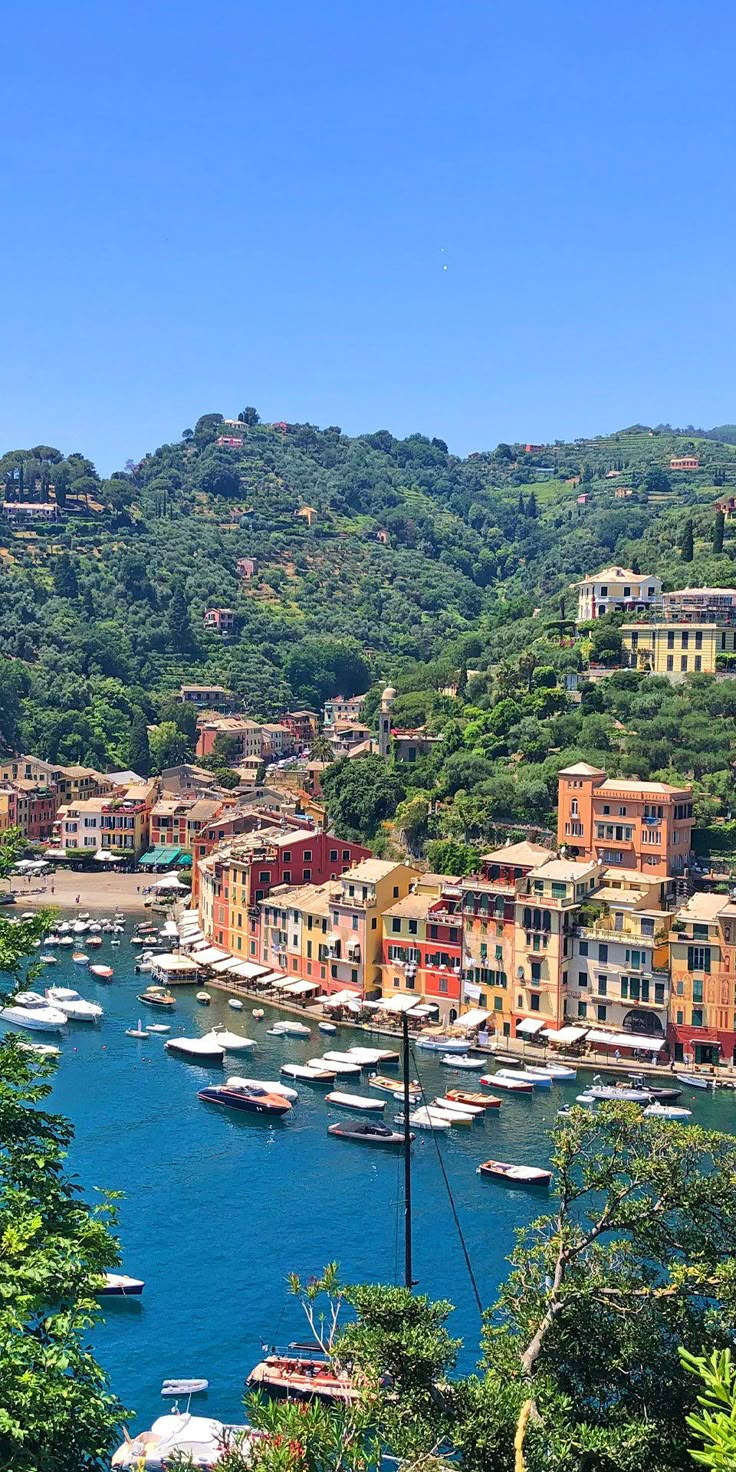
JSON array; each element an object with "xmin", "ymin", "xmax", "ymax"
[{"xmin": 20, "ymin": 912, "xmax": 736, "ymax": 1434}]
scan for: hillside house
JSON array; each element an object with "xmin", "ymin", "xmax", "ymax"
[
  {"xmin": 236, "ymin": 557, "xmax": 258, "ymax": 579},
  {"xmin": 295, "ymin": 506, "xmax": 317, "ymax": 528},
  {"xmin": 179, "ymin": 684, "xmax": 232, "ymax": 711},
  {"xmin": 670, "ymin": 456, "xmax": 700, "ymax": 471},
  {"xmin": 557, "ymin": 762, "xmax": 693, "ymax": 876},
  {"xmin": 203, "ymin": 608, "xmax": 235, "ymax": 636},
  {"xmin": 573, "ymin": 566, "xmax": 661, "ymax": 623},
  {"xmin": 2, "ymin": 501, "xmax": 60, "ymax": 523}
]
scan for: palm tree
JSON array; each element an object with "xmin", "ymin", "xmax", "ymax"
[{"xmin": 309, "ymin": 735, "xmax": 334, "ymax": 763}]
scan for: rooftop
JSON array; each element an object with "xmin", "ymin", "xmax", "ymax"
[
  {"xmin": 558, "ymin": 762, "xmax": 605, "ymax": 778},
  {"xmin": 529, "ymin": 858, "xmax": 599, "ymax": 882},
  {"xmin": 676, "ymin": 892, "xmax": 727, "ymax": 922},
  {"xmin": 382, "ymin": 892, "xmax": 435, "ymax": 920},
  {"xmin": 596, "ymin": 778, "xmax": 690, "ymax": 796},
  {"xmin": 266, "ymin": 880, "xmax": 333, "ymax": 917},
  {"xmin": 573, "ymin": 566, "xmax": 654, "ymax": 587},
  {"xmin": 342, "ymin": 858, "xmax": 410, "ymax": 884},
  {"xmin": 479, "ymin": 839, "xmax": 554, "ymax": 867}
]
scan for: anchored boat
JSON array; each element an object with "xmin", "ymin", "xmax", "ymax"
[{"xmin": 477, "ymin": 1159, "xmax": 552, "ymax": 1188}]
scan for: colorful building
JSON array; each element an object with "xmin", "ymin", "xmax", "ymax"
[
  {"xmin": 668, "ymin": 893, "xmax": 736, "ymax": 1065},
  {"xmin": 461, "ymin": 841, "xmax": 553, "ymax": 1037},
  {"xmin": 557, "ymin": 763, "xmax": 693, "ymax": 876},
  {"xmin": 203, "ymin": 608, "xmax": 235, "ymax": 636},
  {"xmin": 622, "ymin": 621, "xmax": 736, "ymax": 675},
  {"xmin": 179, "ymin": 684, "xmax": 232, "ymax": 710},
  {"xmin": 567, "ymin": 870, "xmax": 672, "ymax": 1038},
  {"xmin": 513, "ymin": 857, "xmax": 600, "ymax": 1033},
  {"xmin": 573, "ymin": 566, "xmax": 661, "ymax": 623},
  {"xmin": 150, "ymin": 796, "xmax": 225, "ymax": 854},
  {"xmin": 381, "ymin": 873, "xmax": 463, "ymax": 1021}
]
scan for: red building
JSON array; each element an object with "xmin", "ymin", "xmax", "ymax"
[
  {"xmin": 381, "ymin": 876, "xmax": 464, "ymax": 1022},
  {"xmin": 281, "ymin": 710, "xmax": 319, "ymax": 748}
]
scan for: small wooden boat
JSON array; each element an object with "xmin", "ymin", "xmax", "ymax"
[
  {"xmin": 481, "ymin": 1073, "xmax": 534, "ymax": 1094},
  {"xmin": 325, "ymin": 1091, "xmax": 385, "ymax": 1112},
  {"xmin": 477, "ymin": 1159, "xmax": 552, "ymax": 1187},
  {"xmin": 252, "ymin": 1008, "xmax": 265, "ymax": 1020},
  {"xmin": 90, "ymin": 964, "xmax": 113, "ymax": 980},
  {"xmin": 432, "ymin": 1095, "xmax": 484, "ymax": 1118},
  {"xmin": 72, "ymin": 951, "xmax": 89, "ymax": 965},
  {"xmin": 401, "ymin": 1106, "xmax": 451, "ymax": 1132},
  {"xmin": 328, "ymin": 1121, "xmax": 409, "ymax": 1148},
  {"xmin": 87, "ymin": 935, "xmax": 103, "ymax": 948},
  {"xmin": 228, "ymin": 998, "xmax": 243, "ymax": 1011},
  {"xmin": 126, "ymin": 1020, "xmax": 149, "ymax": 1039},
  {"xmin": 447, "ymin": 1088, "xmax": 501, "ymax": 1110},
  {"xmin": 428, "ymin": 1098, "xmax": 476, "ymax": 1125},
  {"xmin": 440, "ymin": 1053, "xmax": 485, "ymax": 1070},
  {"xmin": 137, "ymin": 986, "xmax": 175, "ymax": 1009},
  {"xmin": 198, "ymin": 1083, "xmax": 291, "ymax": 1116},
  {"xmin": 674, "ymin": 1072, "xmax": 715, "ymax": 1091},
  {"xmin": 196, "ymin": 991, "xmax": 211, "ymax": 1005},
  {"xmin": 369, "ymin": 1074, "xmax": 421, "ymax": 1103},
  {"xmin": 98, "ymin": 1272, "xmax": 145, "ymax": 1297},
  {"xmin": 281, "ymin": 1064, "xmax": 336, "ymax": 1083},
  {"xmin": 247, "ymin": 1348, "xmax": 359, "ymax": 1403}
]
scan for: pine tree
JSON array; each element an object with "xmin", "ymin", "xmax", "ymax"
[
  {"xmin": 681, "ymin": 518, "xmax": 694, "ymax": 562},
  {"xmin": 167, "ymin": 582, "xmax": 193, "ymax": 652},
  {"xmin": 527, "ymin": 490, "xmax": 538, "ymax": 518},
  {"xmin": 53, "ymin": 552, "xmax": 78, "ymax": 599},
  {"xmin": 81, "ymin": 587, "xmax": 95, "ymax": 621},
  {"xmin": 517, "ymin": 491, "xmax": 525, "ymax": 515},
  {"xmin": 127, "ymin": 711, "xmax": 151, "ymax": 777},
  {"xmin": 713, "ymin": 508, "xmax": 725, "ymax": 554}
]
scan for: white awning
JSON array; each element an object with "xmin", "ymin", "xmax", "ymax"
[
  {"xmin": 323, "ymin": 989, "xmax": 362, "ymax": 1007},
  {"xmin": 153, "ymin": 873, "xmax": 187, "ymax": 890},
  {"xmin": 227, "ymin": 960, "xmax": 269, "ymax": 979},
  {"xmin": 542, "ymin": 1025, "xmax": 589, "ymax": 1044},
  {"xmin": 258, "ymin": 970, "xmax": 288, "ymax": 985},
  {"xmin": 192, "ymin": 946, "xmax": 231, "ymax": 966},
  {"xmin": 94, "ymin": 849, "xmax": 117, "ymax": 862},
  {"xmin": 516, "ymin": 1017, "xmax": 547, "ymax": 1036},
  {"xmin": 452, "ymin": 1007, "xmax": 491, "ymax": 1030},
  {"xmin": 382, "ymin": 994, "xmax": 418, "ymax": 1013},
  {"xmin": 209, "ymin": 957, "xmax": 237, "ymax": 973},
  {"xmin": 585, "ymin": 1028, "xmax": 666, "ymax": 1053},
  {"xmin": 179, "ymin": 909, "xmax": 198, "ymax": 922},
  {"xmin": 281, "ymin": 979, "xmax": 319, "ymax": 995},
  {"xmin": 44, "ymin": 847, "xmax": 68, "ymax": 859},
  {"xmin": 149, "ymin": 953, "xmax": 200, "ymax": 974},
  {"xmin": 407, "ymin": 1004, "xmax": 437, "ymax": 1018}
]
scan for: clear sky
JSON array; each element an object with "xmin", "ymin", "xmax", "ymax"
[{"xmin": 1, "ymin": 0, "xmax": 735, "ymax": 472}]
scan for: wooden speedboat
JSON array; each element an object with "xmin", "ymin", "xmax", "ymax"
[
  {"xmin": 369, "ymin": 1074, "xmax": 421, "ymax": 1103},
  {"xmin": 477, "ymin": 1159, "xmax": 552, "ymax": 1187},
  {"xmin": 447, "ymin": 1088, "xmax": 501, "ymax": 1109},
  {"xmin": 247, "ymin": 1348, "xmax": 359, "ymax": 1404},
  {"xmin": 90, "ymin": 964, "xmax": 114, "ymax": 980},
  {"xmin": 137, "ymin": 986, "xmax": 176, "ymax": 1008},
  {"xmin": 325, "ymin": 1090, "xmax": 385, "ymax": 1112},
  {"xmin": 480, "ymin": 1073, "xmax": 533, "ymax": 1094},
  {"xmin": 328, "ymin": 1120, "xmax": 409, "ymax": 1147},
  {"xmin": 198, "ymin": 1083, "xmax": 291, "ymax": 1116},
  {"xmin": 72, "ymin": 951, "xmax": 89, "ymax": 965},
  {"xmin": 98, "ymin": 1272, "xmax": 145, "ymax": 1297}
]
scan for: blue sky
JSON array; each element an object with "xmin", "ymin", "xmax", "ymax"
[{"xmin": 1, "ymin": 0, "xmax": 735, "ymax": 472}]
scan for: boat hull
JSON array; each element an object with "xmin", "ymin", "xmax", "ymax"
[
  {"xmin": 247, "ymin": 1357, "xmax": 359, "ymax": 1404},
  {"xmin": 198, "ymin": 1087, "xmax": 290, "ymax": 1116}
]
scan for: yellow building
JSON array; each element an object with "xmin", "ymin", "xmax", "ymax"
[
  {"xmin": 514, "ymin": 858, "xmax": 600, "ymax": 1029},
  {"xmin": 622, "ymin": 622, "xmax": 736, "ymax": 675},
  {"xmin": 669, "ymin": 892, "xmax": 736, "ymax": 1065}
]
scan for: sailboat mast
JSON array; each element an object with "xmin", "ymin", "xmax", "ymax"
[{"xmin": 401, "ymin": 1009, "xmax": 413, "ymax": 1289}]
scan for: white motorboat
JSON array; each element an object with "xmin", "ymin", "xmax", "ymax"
[
  {"xmin": 196, "ymin": 991, "xmax": 211, "ymax": 1005},
  {"xmin": 309, "ymin": 1056, "xmax": 361, "ymax": 1076},
  {"xmin": 147, "ymin": 1023, "xmax": 171, "ymax": 1033},
  {"xmin": 432, "ymin": 1095, "xmax": 485, "ymax": 1118},
  {"xmin": 345, "ymin": 1045, "xmax": 399, "ymax": 1065},
  {"xmin": 18, "ymin": 1040, "xmax": 60, "ymax": 1057},
  {"xmin": 440, "ymin": 1054, "xmax": 486, "ymax": 1070},
  {"xmin": 59, "ymin": 936, "xmax": 74, "ymax": 947},
  {"xmin": 228, "ymin": 998, "xmax": 244, "ymax": 1011},
  {"xmin": 480, "ymin": 1072, "xmax": 534, "ymax": 1094},
  {"xmin": 588, "ymin": 1083, "xmax": 650, "ymax": 1103},
  {"xmin": 40, "ymin": 953, "xmax": 58, "ymax": 965},
  {"xmin": 88, "ymin": 922, "xmax": 102, "ymax": 933},
  {"xmin": 72, "ymin": 951, "xmax": 90, "ymax": 965},
  {"xmin": 46, "ymin": 987, "xmax": 103, "ymax": 1023},
  {"xmin": 112, "ymin": 1413, "xmax": 255, "ymax": 1469},
  {"xmin": 674, "ymin": 1072, "xmax": 715, "ymax": 1091},
  {"xmin": 126, "ymin": 1022, "xmax": 149, "ymax": 1039},
  {"xmin": 498, "ymin": 1067, "xmax": 552, "ymax": 1088},
  {"xmin": 90, "ymin": 964, "xmax": 114, "ymax": 980},
  {"xmin": 281, "ymin": 1063, "xmax": 335, "ymax": 1083},
  {"xmin": 72, "ymin": 920, "xmax": 88, "ymax": 934},
  {"xmin": 416, "ymin": 1035, "xmax": 468, "ymax": 1053},
  {"xmin": 165, "ymin": 1036, "xmax": 225, "ymax": 1064},
  {"xmin": 227, "ymin": 1075, "xmax": 298, "ymax": 1101},
  {"xmin": 478, "ymin": 1159, "xmax": 552, "ymax": 1187},
  {"xmin": 78, "ymin": 912, "xmax": 90, "ymax": 921},
  {"xmin": 325, "ymin": 1091, "xmax": 385, "ymax": 1112},
  {"xmin": 318, "ymin": 1021, "xmax": 337, "ymax": 1034},
  {"xmin": 205, "ymin": 1025, "xmax": 256, "ymax": 1053},
  {"xmin": 98, "ymin": 1272, "xmax": 144, "ymax": 1296},
  {"xmin": 1, "ymin": 992, "xmax": 67, "ymax": 1033},
  {"xmin": 45, "ymin": 935, "xmax": 61, "ymax": 945},
  {"xmin": 644, "ymin": 1102, "xmax": 693, "ymax": 1120},
  {"xmin": 269, "ymin": 1019, "xmax": 311, "ymax": 1037},
  {"xmin": 58, "ymin": 922, "xmax": 71, "ymax": 934},
  {"xmin": 324, "ymin": 1050, "xmax": 370, "ymax": 1067},
  {"xmin": 525, "ymin": 1062, "xmax": 577, "ymax": 1081},
  {"xmin": 401, "ymin": 1106, "xmax": 452, "ymax": 1131},
  {"xmin": 576, "ymin": 1091, "xmax": 597, "ymax": 1105},
  {"xmin": 426, "ymin": 1098, "xmax": 474, "ymax": 1126}
]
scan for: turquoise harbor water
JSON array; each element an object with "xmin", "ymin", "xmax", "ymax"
[{"xmin": 20, "ymin": 913, "xmax": 736, "ymax": 1435}]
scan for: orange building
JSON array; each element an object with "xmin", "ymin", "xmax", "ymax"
[
  {"xmin": 557, "ymin": 763, "xmax": 693, "ymax": 876},
  {"xmin": 668, "ymin": 892, "xmax": 736, "ymax": 1065}
]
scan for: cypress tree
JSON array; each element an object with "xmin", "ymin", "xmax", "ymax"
[
  {"xmin": 128, "ymin": 712, "xmax": 151, "ymax": 777},
  {"xmin": 713, "ymin": 508, "xmax": 725, "ymax": 554},
  {"xmin": 527, "ymin": 490, "xmax": 538, "ymax": 518},
  {"xmin": 681, "ymin": 518, "xmax": 694, "ymax": 562},
  {"xmin": 53, "ymin": 552, "xmax": 78, "ymax": 599},
  {"xmin": 517, "ymin": 491, "xmax": 525, "ymax": 515},
  {"xmin": 167, "ymin": 582, "xmax": 193, "ymax": 652}
]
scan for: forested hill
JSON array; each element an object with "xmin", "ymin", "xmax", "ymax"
[{"xmin": 1, "ymin": 411, "xmax": 736, "ymax": 775}]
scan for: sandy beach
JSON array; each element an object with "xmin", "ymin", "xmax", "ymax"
[{"xmin": 5, "ymin": 869, "xmax": 171, "ymax": 914}]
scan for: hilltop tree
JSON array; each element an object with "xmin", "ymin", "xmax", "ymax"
[
  {"xmin": 53, "ymin": 552, "xmax": 78, "ymax": 599},
  {"xmin": 681, "ymin": 518, "xmax": 695, "ymax": 562},
  {"xmin": 713, "ymin": 507, "xmax": 725, "ymax": 554},
  {"xmin": 237, "ymin": 406, "xmax": 260, "ymax": 426},
  {"xmin": 127, "ymin": 711, "xmax": 151, "ymax": 776},
  {"xmin": 193, "ymin": 412, "xmax": 223, "ymax": 444}
]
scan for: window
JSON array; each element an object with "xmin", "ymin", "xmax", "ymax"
[
  {"xmin": 330, "ymin": 849, "xmax": 338, "ymax": 861},
  {"xmin": 342, "ymin": 850, "xmax": 350, "ymax": 860},
  {"xmin": 598, "ymin": 943, "xmax": 608, "ymax": 963},
  {"xmin": 494, "ymin": 995, "xmax": 502, "ymax": 1011},
  {"xmin": 371, "ymin": 917, "xmax": 377, "ymax": 930},
  {"xmin": 530, "ymin": 993, "xmax": 540, "ymax": 1012},
  {"xmin": 676, "ymin": 1009, "xmax": 684, "ymax": 1025},
  {"xmin": 551, "ymin": 882, "xmax": 567, "ymax": 899},
  {"xmin": 351, "ymin": 968, "xmax": 358, "ymax": 984},
  {"xmin": 681, "ymin": 631, "xmax": 689, "ymax": 649},
  {"xmin": 597, "ymin": 1004, "xmax": 607, "ymax": 1021},
  {"xmin": 667, "ymin": 655, "xmax": 674, "ymax": 671},
  {"xmin": 351, "ymin": 915, "xmax": 359, "ymax": 931},
  {"xmin": 688, "ymin": 946, "xmax": 711, "ymax": 973},
  {"xmin": 693, "ymin": 979, "xmax": 703, "ymax": 1003},
  {"xmin": 408, "ymin": 920, "xmax": 418, "ymax": 935},
  {"xmin": 282, "ymin": 851, "xmax": 292, "ymax": 862},
  {"xmin": 391, "ymin": 918, "xmax": 401, "ymax": 934},
  {"xmin": 303, "ymin": 869, "xmax": 311, "ymax": 882},
  {"xmin": 578, "ymin": 1001, "xmax": 588, "ymax": 1018},
  {"xmin": 667, "ymin": 631, "xmax": 675, "ymax": 649},
  {"xmin": 695, "ymin": 631, "xmax": 703, "ymax": 650},
  {"xmin": 259, "ymin": 871, "xmax": 270, "ymax": 883},
  {"xmin": 654, "ymin": 982, "xmax": 665, "ymax": 1004},
  {"xmin": 596, "ymin": 975, "xmax": 607, "ymax": 996},
  {"xmin": 692, "ymin": 1008, "xmax": 703, "ymax": 1028},
  {"xmin": 393, "ymin": 886, "xmax": 399, "ymax": 898},
  {"xmin": 621, "ymin": 977, "xmax": 629, "ymax": 999},
  {"xmin": 680, "ymin": 656, "xmax": 688, "ymax": 672},
  {"xmin": 531, "ymin": 961, "xmax": 542, "ymax": 983},
  {"xmin": 578, "ymin": 940, "xmax": 588, "ymax": 956},
  {"xmin": 303, "ymin": 850, "xmax": 312, "ymax": 861},
  {"xmin": 282, "ymin": 870, "xmax": 291, "ymax": 884}
]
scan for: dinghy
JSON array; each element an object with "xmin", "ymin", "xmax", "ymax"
[
  {"xmin": 196, "ymin": 991, "xmax": 211, "ymax": 1005},
  {"xmin": 440, "ymin": 1053, "xmax": 486, "ymax": 1070},
  {"xmin": 325, "ymin": 1091, "xmax": 385, "ymax": 1112},
  {"xmin": 126, "ymin": 1021, "xmax": 149, "ymax": 1039},
  {"xmin": 477, "ymin": 1159, "xmax": 552, "ymax": 1187},
  {"xmin": 228, "ymin": 998, "xmax": 243, "ymax": 1011}
]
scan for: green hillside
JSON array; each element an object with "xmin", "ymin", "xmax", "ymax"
[{"xmin": 2, "ymin": 411, "xmax": 736, "ymax": 865}]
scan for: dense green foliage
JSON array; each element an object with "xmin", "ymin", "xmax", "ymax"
[{"xmin": 4, "ymin": 416, "xmax": 736, "ymax": 858}]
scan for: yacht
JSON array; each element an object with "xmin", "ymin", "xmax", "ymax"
[
  {"xmin": 1, "ymin": 992, "xmax": 67, "ymax": 1033},
  {"xmin": 112, "ymin": 1413, "xmax": 255, "ymax": 1469},
  {"xmin": 268, "ymin": 1019, "xmax": 311, "ymax": 1038},
  {"xmin": 45, "ymin": 987, "xmax": 103, "ymax": 1023}
]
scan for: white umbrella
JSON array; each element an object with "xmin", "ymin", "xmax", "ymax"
[
  {"xmin": 153, "ymin": 874, "xmax": 187, "ymax": 891},
  {"xmin": 95, "ymin": 850, "xmax": 117, "ymax": 863}
]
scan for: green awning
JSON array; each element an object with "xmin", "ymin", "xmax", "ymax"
[
  {"xmin": 139, "ymin": 845, "xmax": 182, "ymax": 868},
  {"xmin": 176, "ymin": 853, "xmax": 193, "ymax": 868}
]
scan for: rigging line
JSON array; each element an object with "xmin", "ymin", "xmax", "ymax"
[
  {"xmin": 394, "ymin": 1150, "xmax": 402, "ymax": 1286},
  {"xmin": 411, "ymin": 1044, "xmax": 485, "ymax": 1321}
]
